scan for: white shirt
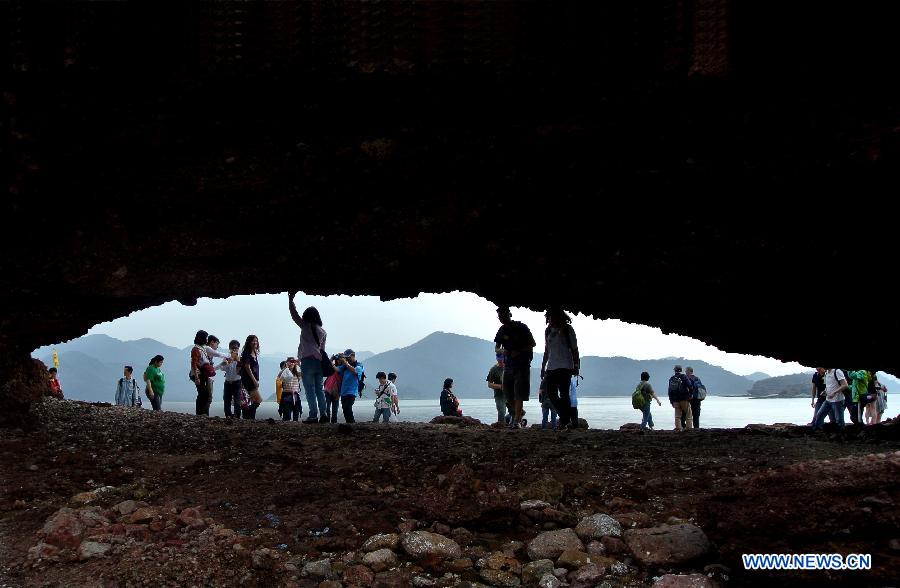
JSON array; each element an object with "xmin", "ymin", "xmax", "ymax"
[{"xmin": 824, "ymin": 369, "xmax": 846, "ymax": 402}]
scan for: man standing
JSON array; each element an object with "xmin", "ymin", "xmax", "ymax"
[
  {"xmin": 114, "ymin": 366, "xmax": 140, "ymax": 406},
  {"xmin": 667, "ymin": 365, "xmax": 693, "ymax": 431},
  {"xmin": 486, "ymin": 353, "xmax": 507, "ymax": 425},
  {"xmin": 685, "ymin": 366, "xmax": 704, "ymax": 429},
  {"xmin": 494, "ymin": 306, "xmax": 536, "ymax": 429},
  {"xmin": 809, "ymin": 367, "xmax": 832, "ymax": 425},
  {"xmin": 337, "ymin": 349, "xmax": 364, "ymax": 423}
]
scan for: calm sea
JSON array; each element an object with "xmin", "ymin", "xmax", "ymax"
[{"xmin": 158, "ymin": 396, "xmax": 825, "ymax": 429}]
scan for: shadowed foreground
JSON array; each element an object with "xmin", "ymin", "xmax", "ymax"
[{"xmin": 1, "ymin": 400, "xmax": 898, "ymax": 587}]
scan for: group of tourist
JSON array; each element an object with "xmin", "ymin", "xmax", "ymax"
[
  {"xmin": 42, "ymin": 296, "xmax": 891, "ymax": 431},
  {"xmin": 810, "ymin": 368, "xmax": 889, "ymax": 428}
]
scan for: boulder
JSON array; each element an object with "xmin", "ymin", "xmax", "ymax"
[
  {"xmin": 575, "ymin": 514, "xmax": 622, "ymax": 540},
  {"xmin": 624, "ymin": 524, "xmax": 711, "ymax": 566},
  {"xmin": 526, "ymin": 529, "xmax": 584, "ymax": 561},
  {"xmin": 401, "ymin": 531, "xmax": 462, "ymax": 560}
]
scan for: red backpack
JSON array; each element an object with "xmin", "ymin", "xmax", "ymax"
[{"xmin": 324, "ymin": 372, "xmax": 342, "ymax": 399}]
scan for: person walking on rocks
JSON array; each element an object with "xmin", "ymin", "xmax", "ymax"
[
  {"xmin": 289, "ymin": 292, "xmax": 330, "ymax": 423},
  {"xmin": 637, "ymin": 371, "xmax": 661, "ymax": 431},
  {"xmin": 668, "ymin": 365, "xmax": 693, "ymax": 431},
  {"xmin": 240, "ymin": 335, "xmax": 262, "ymax": 419},
  {"xmin": 494, "ymin": 306, "xmax": 536, "ymax": 429},
  {"xmin": 486, "ymin": 352, "xmax": 508, "ymax": 425},
  {"xmin": 685, "ymin": 366, "xmax": 705, "ymax": 429},
  {"xmin": 114, "ymin": 366, "xmax": 140, "ymax": 407},
  {"xmin": 143, "ymin": 355, "xmax": 165, "ymax": 411},
  {"xmin": 812, "ymin": 368, "xmax": 848, "ymax": 429},
  {"xmin": 203, "ymin": 335, "xmax": 230, "ymax": 414},
  {"xmin": 809, "ymin": 367, "xmax": 833, "ymax": 425},
  {"xmin": 540, "ymin": 307, "xmax": 580, "ymax": 430},
  {"xmin": 372, "ymin": 372, "xmax": 398, "ymax": 422}
]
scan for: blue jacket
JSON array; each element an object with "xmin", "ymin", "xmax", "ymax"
[{"xmin": 338, "ymin": 363, "xmax": 363, "ymax": 397}]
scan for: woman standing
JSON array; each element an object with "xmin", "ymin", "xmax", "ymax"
[
  {"xmin": 540, "ymin": 307, "xmax": 580, "ymax": 429},
  {"xmin": 289, "ymin": 292, "xmax": 329, "ymax": 423},
  {"xmin": 143, "ymin": 355, "xmax": 165, "ymax": 411},
  {"xmin": 240, "ymin": 335, "xmax": 262, "ymax": 419},
  {"xmin": 190, "ymin": 330, "xmax": 212, "ymax": 416}
]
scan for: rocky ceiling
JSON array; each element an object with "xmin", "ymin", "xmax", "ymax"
[{"xmin": 1, "ymin": 1, "xmax": 897, "ymax": 421}]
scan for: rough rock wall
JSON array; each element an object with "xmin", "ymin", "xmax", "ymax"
[{"xmin": 1, "ymin": 1, "xmax": 897, "ymax": 419}]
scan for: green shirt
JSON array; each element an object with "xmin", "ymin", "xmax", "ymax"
[
  {"xmin": 487, "ymin": 365, "xmax": 504, "ymax": 399},
  {"xmin": 848, "ymin": 370, "xmax": 869, "ymax": 403},
  {"xmin": 144, "ymin": 364, "xmax": 165, "ymax": 396}
]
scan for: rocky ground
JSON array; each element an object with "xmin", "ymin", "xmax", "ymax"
[{"xmin": 0, "ymin": 400, "xmax": 898, "ymax": 588}]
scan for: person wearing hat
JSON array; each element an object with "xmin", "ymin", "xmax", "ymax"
[
  {"xmin": 279, "ymin": 357, "xmax": 303, "ymax": 421},
  {"xmin": 486, "ymin": 352, "xmax": 508, "ymax": 425},
  {"xmin": 336, "ymin": 349, "xmax": 364, "ymax": 423}
]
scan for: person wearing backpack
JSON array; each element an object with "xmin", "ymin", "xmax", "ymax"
[
  {"xmin": 635, "ymin": 371, "xmax": 662, "ymax": 431},
  {"xmin": 812, "ymin": 368, "xmax": 848, "ymax": 429},
  {"xmin": 323, "ymin": 363, "xmax": 343, "ymax": 423},
  {"xmin": 667, "ymin": 365, "xmax": 693, "ymax": 431},
  {"xmin": 685, "ymin": 366, "xmax": 705, "ymax": 429},
  {"xmin": 190, "ymin": 330, "xmax": 215, "ymax": 416},
  {"xmin": 372, "ymin": 372, "xmax": 398, "ymax": 422},
  {"xmin": 336, "ymin": 349, "xmax": 363, "ymax": 423},
  {"xmin": 288, "ymin": 292, "xmax": 331, "ymax": 424},
  {"xmin": 114, "ymin": 365, "xmax": 140, "ymax": 406}
]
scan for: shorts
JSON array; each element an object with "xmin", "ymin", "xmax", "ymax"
[{"xmin": 503, "ymin": 367, "xmax": 530, "ymax": 403}]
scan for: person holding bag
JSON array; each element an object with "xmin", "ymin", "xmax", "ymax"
[
  {"xmin": 289, "ymin": 291, "xmax": 332, "ymax": 424},
  {"xmin": 190, "ymin": 329, "xmax": 216, "ymax": 416},
  {"xmin": 240, "ymin": 335, "xmax": 263, "ymax": 419}
]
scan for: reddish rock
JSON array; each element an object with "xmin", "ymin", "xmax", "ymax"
[
  {"xmin": 624, "ymin": 524, "xmax": 711, "ymax": 566},
  {"xmin": 149, "ymin": 520, "xmax": 165, "ymax": 532},
  {"xmin": 600, "ymin": 536, "xmax": 628, "ymax": 555},
  {"xmin": 125, "ymin": 524, "xmax": 150, "ymax": 541},
  {"xmin": 567, "ymin": 563, "xmax": 606, "ymax": 588},
  {"xmin": 654, "ymin": 574, "xmax": 718, "ymax": 588},
  {"xmin": 27, "ymin": 542, "xmax": 60, "ymax": 561},
  {"xmin": 343, "ymin": 564, "xmax": 375, "ymax": 587},
  {"xmin": 128, "ymin": 507, "xmax": 157, "ymax": 524},
  {"xmin": 42, "ymin": 508, "xmax": 87, "ymax": 549}
]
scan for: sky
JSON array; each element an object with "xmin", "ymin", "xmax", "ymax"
[{"xmin": 79, "ymin": 291, "xmax": 808, "ymax": 377}]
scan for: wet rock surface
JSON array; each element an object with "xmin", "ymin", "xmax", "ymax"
[{"xmin": 0, "ymin": 400, "xmax": 897, "ymax": 586}]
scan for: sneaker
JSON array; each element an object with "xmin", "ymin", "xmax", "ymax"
[
  {"xmin": 512, "ymin": 422, "xmax": 521, "ymax": 429},
  {"xmin": 521, "ymin": 418, "xmax": 527, "ymax": 428}
]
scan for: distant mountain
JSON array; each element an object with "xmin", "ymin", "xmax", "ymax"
[
  {"xmin": 748, "ymin": 373, "xmax": 811, "ymax": 398},
  {"xmin": 34, "ymin": 332, "xmax": 760, "ymax": 404},
  {"xmin": 361, "ymin": 332, "xmax": 755, "ymax": 400},
  {"xmin": 745, "ymin": 371, "xmax": 771, "ymax": 382}
]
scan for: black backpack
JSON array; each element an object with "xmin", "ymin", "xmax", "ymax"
[
  {"xmin": 357, "ymin": 371, "xmax": 366, "ymax": 395},
  {"xmin": 668, "ymin": 374, "xmax": 686, "ymax": 399}
]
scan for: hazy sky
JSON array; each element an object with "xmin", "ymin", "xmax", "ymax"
[{"xmin": 80, "ymin": 291, "xmax": 808, "ymax": 377}]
